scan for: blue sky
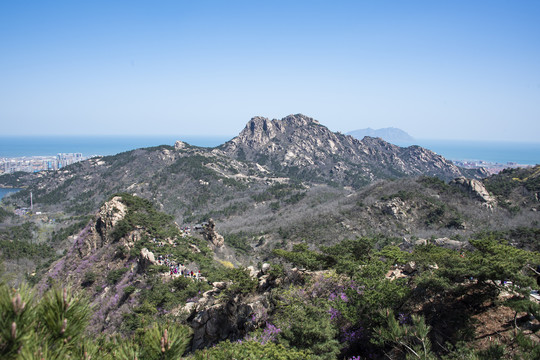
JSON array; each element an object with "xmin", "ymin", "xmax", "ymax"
[{"xmin": 1, "ymin": 1, "xmax": 539, "ymax": 141}]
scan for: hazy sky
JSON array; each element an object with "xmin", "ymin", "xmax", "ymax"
[{"xmin": 1, "ymin": 1, "xmax": 539, "ymax": 141}]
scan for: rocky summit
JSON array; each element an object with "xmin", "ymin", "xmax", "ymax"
[{"xmin": 219, "ymin": 114, "xmax": 486, "ymax": 186}]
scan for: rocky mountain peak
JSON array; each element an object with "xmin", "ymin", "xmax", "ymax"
[
  {"xmin": 232, "ymin": 113, "xmax": 321, "ymax": 150},
  {"xmin": 219, "ymin": 114, "xmax": 485, "ymax": 185}
]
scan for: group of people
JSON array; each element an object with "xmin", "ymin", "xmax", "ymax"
[
  {"xmin": 169, "ymin": 265, "xmax": 202, "ymax": 281},
  {"xmin": 156, "ymin": 254, "xmax": 175, "ymax": 267},
  {"xmin": 156, "ymin": 254, "xmax": 203, "ymax": 281}
]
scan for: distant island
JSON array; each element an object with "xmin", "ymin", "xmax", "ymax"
[{"xmin": 347, "ymin": 127, "xmax": 415, "ymax": 145}]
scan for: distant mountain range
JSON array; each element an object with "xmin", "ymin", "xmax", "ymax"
[
  {"xmin": 2, "ymin": 114, "xmax": 485, "ymax": 220},
  {"xmin": 347, "ymin": 127, "xmax": 415, "ymax": 145}
]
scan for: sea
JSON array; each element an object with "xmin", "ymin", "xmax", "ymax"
[
  {"xmin": 410, "ymin": 139, "xmax": 540, "ymax": 165},
  {"xmin": 0, "ymin": 136, "xmax": 538, "ymax": 164},
  {"xmin": 0, "ymin": 136, "xmax": 538, "ymax": 170},
  {"xmin": 0, "ymin": 188, "xmax": 21, "ymax": 201},
  {"xmin": 1, "ymin": 136, "xmax": 539, "ymax": 200},
  {"xmin": 0, "ymin": 135, "xmax": 233, "ymax": 158}
]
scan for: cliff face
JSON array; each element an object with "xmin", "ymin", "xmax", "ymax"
[
  {"xmin": 37, "ymin": 196, "xmax": 144, "ymax": 333},
  {"xmin": 220, "ymin": 114, "xmax": 486, "ymax": 184},
  {"xmin": 36, "ymin": 194, "xmax": 223, "ymax": 334},
  {"xmin": 35, "ymin": 194, "xmax": 285, "ymax": 350}
]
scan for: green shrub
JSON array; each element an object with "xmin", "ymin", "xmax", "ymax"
[
  {"xmin": 224, "ymin": 233, "xmax": 251, "ymax": 255},
  {"xmin": 192, "ymin": 340, "xmax": 314, "ymax": 360},
  {"xmin": 276, "ymin": 300, "xmax": 340, "ymax": 360},
  {"xmin": 477, "ymin": 343, "xmax": 506, "ymax": 360},
  {"xmin": 221, "ymin": 268, "xmax": 258, "ymax": 299},
  {"xmin": 269, "ymin": 201, "xmax": 280, "ymax": 212},
  {"xmin": 106, "ymin": 268, "xmax": 129, "ymax": 284},
  {"xmin": 123, "ymin": 285, "xmax": 136, "ymax": 297},
  {"xmin": 109, "ymin": 193, "xmax": 179, "ymax": 242},
  {"xmin": 268, "ymin": 263, "xmax": 285, "ymax": 278},
  {"xmin": 81, "ymin": 271, "xmax": 97, "ymax": 287},
  {"xmin": 373, "ymin": 309, "xmax": 434, "ymax": 360},
  {"xmin": 0, "ymin": 281, "xmax": 191, "ymax": 359}
]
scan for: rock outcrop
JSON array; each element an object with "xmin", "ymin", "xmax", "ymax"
[
  {"xmin": 189, "ymin": 297, "xmax": 261, "ymax": 351},
  {"xmin": 75, "ymin": 196, "xmax": 128, "ymax": 258},
  {"xmin": 139, "ymin": 248, "xmax": 157, "ymax": 272},
  {"xmin": 450, "ymin": 177, "xmax": 497, "ymax": 207},
  {"xmin": 375, "ymin": 198, "xmax": 409, "ymax": 220},
  {"xmin": 179, "ymin": 265, "xmax": 277, "ymax": 351},
  {"xmin": 201, "ymin": 218, "xmax": 224, "ymax": 248},
  {"xmin": 174, "ymin": 140, "xmax": 187, "ymax": 150}
]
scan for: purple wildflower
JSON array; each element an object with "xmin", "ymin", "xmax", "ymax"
[
  {"xmin": 259, "ymin": 322, "xmax": 281, "ymax": 344},
  {"xmin": 343, "ymin": 327, "xmax": 363, "ymax": 342},
  {"xmin": 398, "ymin": 312, "xmax": 410, "ymax": 325},
  {"xmin": 328, "ymin": 307, "xmax": 341, "ymax": 320}
]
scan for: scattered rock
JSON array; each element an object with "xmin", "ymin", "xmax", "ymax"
[
  {"xmin": 190, "ymin": 300, "xmax": 256, "ymax": 351},
  {"xmin": 212, "ymin": 281, "xmax": 228, "ymax": 290},
  {"xmin": 414, "ymin": 239, "xmax": 428, "ymax": 246},
  {"xmin": 261, "ymin": 263, "xmax": 271, "ymax": 275},
  {"xmin": 385, "ymin": 268, "xmax": 407, "ymax": 280},
  {"xmin": 257, "ymin": 274, "xmax": 272, "ymax": 292},
  {"xmin": 377, "ymin": 198, "xmax": 409, "ymax": 220},
  {"xmin": 432, "ymin": 237, "xmax": 467, "ymax": 250},
  {"xmin": 247, "ymin": 266, "xmax": 258, "ymax": 278},
  {"xmin": 403, "ymin": 261, "xmax": 417, "ymax": 274},
  {"xmin": 182, "ymin": 302, "xmax": 197, "ymax": 315},
  {"xmin": 189, "ymin": 244, "xmax": 201, "ymax": 253}
]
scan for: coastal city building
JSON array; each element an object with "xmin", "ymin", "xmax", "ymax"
[
  {"xmin": 451, "ymin": 160, "xmax": 531, "ymax": 174},
  {"xmin": 0, "ymin": 153, "xmax": 88, "ymax": 174}
]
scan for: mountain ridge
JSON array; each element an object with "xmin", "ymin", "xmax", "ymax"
[
  {"xmin": 1, "ymin": 114, "xmax": 487, "ymax": 225},
  {"xmin": 219, "ymin": 114, "xmax": 486, "ymax": 185}
]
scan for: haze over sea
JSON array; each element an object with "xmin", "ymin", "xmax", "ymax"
[
  {"xmin": 0, "ymin": 136, "xmax": 539, "ymax": 166},
  {"xmin": 0, "ymin": 136, "xmax": 231, "ymax": 158}
]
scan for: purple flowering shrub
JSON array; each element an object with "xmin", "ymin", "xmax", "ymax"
[
  {"xmin": 244, "ymin": 322, "xmax": 282, "ymax": 345},
  {"xmin": 282, "ymin": 271, "xmax": 366, "ymax": 347},
  {"xmin": 269, "ymin": 271, "xmax": 371, "ymax": 359}
]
